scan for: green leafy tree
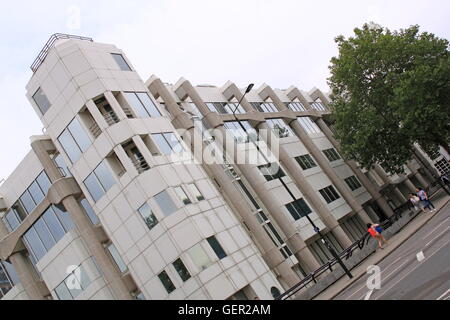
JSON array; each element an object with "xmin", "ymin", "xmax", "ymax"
[{"xmin": 328, "ymin": 23, "xmax": 450, "ymax": 174}]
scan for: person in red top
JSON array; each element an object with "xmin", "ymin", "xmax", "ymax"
[{"xmin": 367, "ymin": 223, "xmax": 388, "ymax": 249}]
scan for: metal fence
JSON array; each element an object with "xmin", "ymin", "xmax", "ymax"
[{"xmin": 275, "ymin": 179, "xmax": 447, "ymax": 300}]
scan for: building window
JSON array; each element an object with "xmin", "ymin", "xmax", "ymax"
[
  {"xmin": 22, "ymin": 205, "xmax": 74, "ymax": 262},
  {"xmin": 152, "ymin": 133, "xmax": 184, "ymax": 155},
  {"xmin": 266, "ymin": 118, "xmax": 294, "ymax": 138},
  {"xmin": 286, "ymin": 198, "xmax": 312, "ymax": 220},
  {"xmin": 256, "ymin": 211, "xmax": 293, "ymax": 259},
  {"xmin": 295, "ymin": 154, "xmax": 318, "ymax": 170},
  {"xmin": 123, "ymin": 92, "xmax": 161, "ymax": 118},
  {"xmin": 58, "ymin": 118, "xmax": 92, "ymax": 163},
  {"xmin": 80, "ymin": 198, "xmax": 100, "ymax": 225},
  {"xmin": 106, "ymin": 243, "xmax": 128, "ymax": 273},
  {"xmin": 297, "ymin": 117, "xmax": 321, "ymax": 135},
  {"xmin": 345, "ymin": 176, "xmax": 362, "ymax": 191},
  {"xmin": 206, "ymin": 102, "xmax": 245, "ymax": 115},
  {"xmin": 158, "ymin": 271, "xmax": 176, "ymax": 294},
  {"xmin": 311, "ymin": 101, "xmax": 327, "ymax": 111},
  {"xmin": 111, "ymin": 53, "xmax": 132, "ymax": 71},
  {"xmin": 174, "ymin": 186, "xmax": 192, "ymax": 205},
  {"xmin": 251, "ymin": 102, "xmax": 278, "ymax": 113},
  {"xmin": 188, "ymin": 184, "xmax": 205, "ymax": 201},
  {"xmin": 258, "ymin": 163, "xmax": 286, "ymax": 182},
  {"xmin": 224, "ymin": 121, "xmax": 258, "ymax": 144},
  {"xmin": 435, "ymin": 158, "xmax": 450, "ymax": 176},
  {"xmin": 207, "ymin": 236, "xmax": 227, "ymax": 260},
  {"xmin": 32, "ymin": 87, "xmax": 51, "ymax": 115},
  {"xmin": 138, "ymin": 203, "xmax": 159, "ymax": 230},
  {"xmin": 173, "ymin": 258, "xmax": 191, "ymax": 282},
  {"xmin": 341, "ymin": 215, "xmax": 366, "ymax": 242},
  {"xmin": 323, "ymin": 148, "xmax": 341, "ymax": 162},
  {"xmin": 286, "ymin": 102, "xmax": 307, "ymax": 112},
  {"xmin": 53, "ymin": 153, "xmax": 72, "ymax": 177},
  {"xmin": 54, "ymin": 264, "xmax": 91, "ymax": 300},
  {"xmin": 154, "ymin": 191, "xmax": 178, "ymax": 216},
  {"xmin": 188, "ymin": 244, "xmax": 213, "ymax": 271},
  {"xmin": 319, "ymin": 185, "xmax": 341, "ymax": 204},
  {"xmin": 84, "ymin": 161, "xmax": 116, "ymax": 202}
]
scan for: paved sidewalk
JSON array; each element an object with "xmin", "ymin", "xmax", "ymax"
[{"xmin": 313, "ymin": 190, "xmax": 450, "ymax": 300}]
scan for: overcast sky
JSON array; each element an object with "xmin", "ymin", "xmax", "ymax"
[{"xmin": 0, "ymin": 0, "xmax": 449, "ymax": 181}]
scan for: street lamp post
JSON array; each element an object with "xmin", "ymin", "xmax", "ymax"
[{"xmin": 230, "ymin": 84, "xmax": 353, "ymax": 279}]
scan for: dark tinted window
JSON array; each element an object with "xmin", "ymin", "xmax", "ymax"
[
  {"xmin": 207, "ymin": 236, "xmax": 227, "ymax": 260},
  {"xmin": 111, "ymin": 53, "xmax": 132, "ymax": 71}
]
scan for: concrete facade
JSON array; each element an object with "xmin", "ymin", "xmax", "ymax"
[{"xmin": 0, "ymin": 34, "xmax": 438, "ymax": 300}]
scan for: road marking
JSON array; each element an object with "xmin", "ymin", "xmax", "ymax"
[
  {"xmin": 375, "ymin": 240, "xmax": 450, "ymax": 299},
  {"xmin": 425, "ymin": 226, "xmax": 449, "ymax": 247},
  {"xmin": 349, "ymin": 260, "xmax": 410, "ymax": 300},
  {"xmin": 422, "ymin": 218, "xmax": 449, "ymax": 240},
  {"xmin": 364, "ymin": 290, "xmax": 374, "ymax": 300},
  {"xmin": 436, "ymin": 289, "xmax": 450, "ymax": 300},
  {"xmin": 416, "ymin": 251, "xmax": 425, "ymax": 262}
]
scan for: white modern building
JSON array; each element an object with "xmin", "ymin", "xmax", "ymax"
[{"xmin": 0, "ymin": 34, "xmax": 440, "ymax": 300}]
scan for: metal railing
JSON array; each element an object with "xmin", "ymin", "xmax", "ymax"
[
  {"xmin": 122, "ymin": 106, "xmax": 134, "ymax": 119},
  {"xmin": 31, "ymin": 33, "xmax": 93, "ymax": 73},
  {"xmin": 104, "ymin": 111, "xmax": 119, "ymax": 126},
  {"xmin": 275, "ymin": 179, "xmax": 446, "ymax": 300},
  {"xmin": 131, "ymin": 155, "xmax": 150, "ymax": 173},
  {"xmin": 88, "ymin": 122, "xmax": 102, "ymax": 139}
]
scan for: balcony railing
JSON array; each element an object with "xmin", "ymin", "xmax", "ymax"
[
  {"xmin": 88, "ymin": 122, "xmax": 102, "ymax": 139},
  {"xmin": 131, "ymin": 155, "xmax": 150, "ymax": 173},
  {"xmin": 103, "ymin": 111, "xmax": 119, "ymax": 126},
  {"xmin": 31, "ymin": 33, "xmax": 93, "ymax": 73}
]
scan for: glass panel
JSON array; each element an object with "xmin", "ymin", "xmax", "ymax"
[
  {"xmin": 32, "ymin": 88, "xmax": 51, "ymax": 115},
  {"xmin": 33, "ymin": 219, "xmax": 56, "ymax": 251},
  {"xmin": 84, "ymin": 173, "xmax": 105, "ymax": 202},
  {"xmin": 152, "ymin": 134, "xmax": 172, "ymax": 155},
  {"xmin": 188, "ymin": 244, "xmax": 212, "ymax": 271},
  {"xmin": 2, "ymin": 261, "xmax": 20, "ymax": 285},
  {"xmin": 54, "ymin": 282, "xmax": 73, "ymax": 300},
  {"xmin": 80, "ymin": 198, "xmax": 100, "ymax": 225},
  {"xmin": 207, "ymin": 236, "xmax": 227, "ymax": 260},
  {"xmin": 111, "ymin": 53, "xmax": 132, "ymax": 71},
  {"xmin": 0, "ymin": 263, "xmax": 13, "ymax": 296},
  {"xmin": 107, "ymin": 244, "xmax": 127, "ymax": 273},
  {"xmin": 124, "ymin": 92, "xmax": 149, "ymax": 118},
  {"xmin": 36, "ymin": 171, "xmax": 52, "ymax": 194},
  {"xmin": 4, "ymin": 210, "xmax": 20, "ymax": 231},
  {"xmin": 64, "ymin": 271, "xmax": 82, "ymax": 298},
  {"xmin": 58, "ymin": 129, "xmax": 82, "ymax": 163},
  {"xmin": 23, "ymin": 228, "xmax": 47, "ymax": 261},
  {"xmin": 174, "ymin": 187, "xmax": 192, "ymax": 205},
  {"xmin": 136, "ymin": 92, "xmax": 161, "ymax": 117},
  {"xmin": 189, "ymin": 184, "xmax": 204, "ymax": 201},
  {"xmin": 28, "ymin": 181, "xmax": 45, "ymax": 205},
  {"xmin": 138, "ymin": 203, "xmax": 158, "ymax": 230},
  {"xmin": 68, "ymin": 118, "xmax": 91, "ymax": 152},
  {"xmin": 154, "ymin": 191, "xmax": 178, "ymax": 216},
  {"xmin": 163, "ymin": 133, "xmax": 184, "ymax": 153},
  {"xmin": 158, "ymin": 271, "xmax": 176, "ymax": 294},
  {"xmin": 42, "ymin": 207, "xmax": 66, "ymax": 242},
  {"xmin": 173, "ymin": 258, "xmax": 191, "ymax": 282},
  {"xmin": 54, "ymin": 154, "xmax": 72, "ymax": 177},
  {"xmin": 76, "ymin": 265, "xmax": 91, "ymax": 290},
  {"xmin": 20, "ymin": 191, "xmax": 36, "ymax": 214},
  {"xmin": 53, "ymin": 204, "xmax": 75, "ymax": 232},
  {"xmin": 94, "ymin": 161, "xmax": 116, "ymax": 192}
]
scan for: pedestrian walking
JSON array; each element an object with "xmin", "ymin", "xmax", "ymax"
[
  {"xmin": 367, "ymin": 223, "xmax": 388, "ymax": 249},
  {"xmin": 409, "ymin": 193, "xmax": 424, "ymax": 212},
  {"xmin": 416, "ymin": 188, "xmax": 436, "ymax": 212}
]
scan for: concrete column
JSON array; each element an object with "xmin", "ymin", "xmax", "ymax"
[
  {"xmin": 392, "ymin": 186, "xmax": 407, "ymax": 203},
  {"xmin": 147, "ymin": 77, "xmax": 305, "ymax": 282},
  {"xmin": 104, "ymin": 91, "xmax": 128, "ymax": 121},
  {"xmin": 85, "ymin": 100, "xmax": 109, "ymax": 130},
  {"xmin": 0, "ymin": 220, "xmax": 48, "ymax": 300},
  {"xmin": 31, "ymin": 139, "xmax": 133, "ymax": 300},
  {"xmin": 415, "ymin": 172, "xmax": 429, "ymax": 189},
  {"xmin": 315, "ymin": 119, "xmax": 395, "ymax": 218},
  {"xmin": 404, "ymin": 178, "xmax": 418, "ymax": 193},
  {"xmin": 8, "ymin": 252, "xmax": 50, "ymax": 300}
]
